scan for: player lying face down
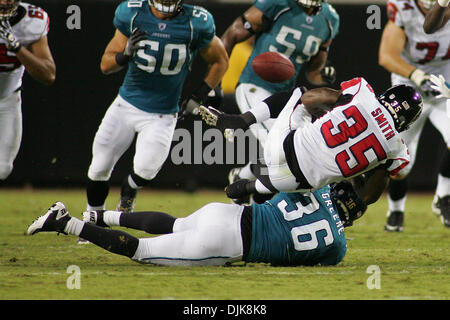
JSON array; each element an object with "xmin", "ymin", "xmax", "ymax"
[
  {"xmin": 199, "ymin": 78, "xmax": 423, "ymax": 200},
  {"xmin": 28, "ymin": 177, "xmax": 375, "ymax": 267}
]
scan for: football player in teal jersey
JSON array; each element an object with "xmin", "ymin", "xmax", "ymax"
[
  {"xmin": 28, "ymin": 176, "xmax": 378, "ymax": 267},
  {"xmin": 84, "ymin": 0, "xmax": 229, "ymax": 229},
  {"xmin": 221, "ymin": 0, "xmax": 340, "ymax": 204}
]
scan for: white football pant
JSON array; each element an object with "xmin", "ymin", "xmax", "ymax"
[
  {"xmin": 87, "ymin": 95, "xmax": 177, "ymax": 182},
  {"xmin": 0, "ymin": 90, "xmax": 22, "ymax": 180},
  {"xmin": 131, "ymin": 202, "xmax": 244, "ymax": 266},
  {"xmin": 235, "ymin": 83, "xmax": 275, "ymax": 148},
  {"xmin": 255, "ymin": 88, "xmax": 312, "ymax": 194},
  {"xmin": 397, "ymin": 96, "xmax": 450, "ymax": 177}
]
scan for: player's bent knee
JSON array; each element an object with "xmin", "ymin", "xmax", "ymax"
[
  {"xmin": 133, "ymin": 166, "xmax": 160, "ymax": 181},
  {"xmin": 0, "ymin": 163, "xmax": 13, "ymax": 180},
  {"xmin": 87, "ymin": 169, "xmax": 112, "ymax": 182}
]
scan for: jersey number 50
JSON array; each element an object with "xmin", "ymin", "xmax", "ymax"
[{"xmin": 135, "ymin": 41, "xmax": 187, "ymax": 75}]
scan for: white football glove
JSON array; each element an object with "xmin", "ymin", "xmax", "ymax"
[
  {"xmin": 430, "ymin": 74, "xmax": 450, "ymax": 99},
  {"xmin": 409, "ymin": 68, "xmax": 440, "ymax": 96},
  {"xmin": 438, "ymin": 0, "xmax": 450, "ymax": 7},
  {"xmin": 0, "ymin": 19, "xmax": 21, "ymax": 52}
]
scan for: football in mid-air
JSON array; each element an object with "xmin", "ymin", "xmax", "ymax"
[{"xmin": 252, "ymin": 51, "xmax": 295, "ymax": 83}]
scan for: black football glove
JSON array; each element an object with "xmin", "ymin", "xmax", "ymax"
[
  {"xmin": 320, "ymin": 65, "xmax": 336, "ymax": 85},
  {"xmin": 178, "ymin": 80, "xmax": 213, "ymax": 120},
  {"xmin": 116, "ymin": 26, "xmax": 147, "ymax": 65},
  {"xmin": 0, "ymin": 19, "xmax": 21, "ymax": 52},
  {"xmin": 205, "ymin": 85, "xmax": 224, "ymax": 109}
]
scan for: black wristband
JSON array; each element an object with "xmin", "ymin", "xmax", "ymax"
[
  {"xmin": 193, "ymin": 80, "xmax": 213, "ymax": 103},
  {"xmin": 242, "ymin": 111, "xmax": 257, "ymax": 126},
  {"xmin": 115, "ymin": 52, "xmax": 131, "ymax": 66}
]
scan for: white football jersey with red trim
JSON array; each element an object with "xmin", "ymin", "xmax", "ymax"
[
  {"xmin": 292, "ymin": 77, "xmax": 410, "ymax": 188},
  {"xmin": 0, "ymin": 2, "xmax": 50, "ymax": 98},
  {"xmin": 387, "ymin": 0, "xmax": 450, "ymax": 86}
]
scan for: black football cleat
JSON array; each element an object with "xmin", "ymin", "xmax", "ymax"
[
  {"xmin": 116, "ymin": 196, "xmax": 136, "ymax": 213},
  {"xmin": 27, "ymin": 202, "xmax": 71, "ymax": 235},
  {"xmin": 228, "ymin": 168, "xmax": 250, "ymax": 205},
  {"xmin": 439, "ymin": 196, "xmax": 450, "ymax": 228},
  {"xmin": 384, "ymin": 210, "xmax": 404, "ymax": 232}
]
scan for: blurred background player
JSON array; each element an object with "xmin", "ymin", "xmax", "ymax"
[
  {"xmin": 28, "ymin": 177, "xmax": 378, "ymax": 267},
  {"xmin": 85, "ymin": 0, "xmax": 228, "ymax": 226},
  {"xmin": 378, "ymin": 0, "xmax": 450, "ymax": 230},
  {"xmin": 220, "ymin": 0, "xmax": 339, "ymax": 204},
  {"xmin": 0, "ymin": 0, "xmax": 55, "ymax": 183}
]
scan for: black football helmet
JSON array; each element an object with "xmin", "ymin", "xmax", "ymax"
[
  {"xmin": 377, "ymin": 84, "xmax": 423, "ymax": 133},
  {"xmin": 330, "ymin": 181, "xmax": 367, "ymax": 228},
  {"xmin": 148, "ymin": 0, "xmax": 183, "ymax": 15},
  {"xmin": 0, "ymin": 0, "xmax": 20, "ymax": 19}
]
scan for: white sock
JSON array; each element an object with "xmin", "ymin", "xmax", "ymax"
[
  {"xmin": 87, "ymin": 204, "xmax": 105, "ymax": 211},
  {"xmin": 64, "ymin": 218, "xmax": 84, "ymax": 236},
  {"xmin": 128, "ymin": 175, "xmax": 141, "ymax": 189},
  {"xmin": 388, "ymin": 195, "xmax": 407, "ymax": 212},
  {"xmin": 238, "ymin": 163, "xmax": 256, "ymax": 180},
  {"xmin": 435, "ymin": 174, "xmax": 450, "ymax": 198},
  {"xmin": 255, "ymin": 179, "xmax": 273, "ymax": 194},
  {"xmin": 103, "ymin": 210, "xmax": 122, "ymax": 227}
]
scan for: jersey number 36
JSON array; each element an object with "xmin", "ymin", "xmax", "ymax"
[{"xmin": 277, "ymin": 193, "xmax": 334, "ymax": 252}]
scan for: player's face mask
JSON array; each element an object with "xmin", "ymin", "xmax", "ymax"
[
  {"xmin": 296, "ymin": 0, "xmax": 322, "ymax": 15},
  {"xmin": 419, "ymin": 0, "xmax": 436, "ymax": 10},
  {"xmin": 0, "ymin": 0, "xmax": 20, "ymax": 20},
  {"xmin": 149, "ymin": 0, "xmax": 182, "ymax": 15}
]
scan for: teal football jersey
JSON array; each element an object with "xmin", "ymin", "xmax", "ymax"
[
  {"xmin": 239, "ymin": 0, "xmax": 340, "ymax": 93},
  {"xmin": 113, "ymin": 1, "xmax": 215, "ymax": 114},
  {"xmin": 247, "ymin": 187, "xmax": 347, "ymax": 266}
]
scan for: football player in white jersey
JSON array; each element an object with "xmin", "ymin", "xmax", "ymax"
[
  {"xmin": 379, "ymin": 0, "xmax": 450, "ymax": 230},
  {"xmin": 0, "ymin": 0, "xmax": 55, "ymax": 182},
  {"xmin": 200, "ymin": 77, "xmax": 423, "ymax": 200}
]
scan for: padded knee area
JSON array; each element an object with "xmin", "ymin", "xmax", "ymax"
[{"xmin": 0, "ymin": 162, "xmax": 13, "ymax": 180}]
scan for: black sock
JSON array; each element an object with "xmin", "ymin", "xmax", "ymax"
[
  {"xmin": 388, "ymin": 179, "xmax": 408, "ymax": 201},
  {"xmin": 121, "ymin": 172, "xmax": 150, "ymax": 198},
  {"xmin": 120, "ymin": 211, "xmax": 176, "ymax": 234},
  {"xmin": 79, "ymin": 223, "xmax": 139, "ymax": 258},
  {"xmin": 439, "ymin": 149, "xmax": 450, "ymax": 178},
  {"xmin": 87, "ymin": 179, "xmax": 109, "ymax": 207}
]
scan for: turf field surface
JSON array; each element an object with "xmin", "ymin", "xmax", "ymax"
[{"xmin": 0, "ymin": 188, "xmax": 448, "ymax": 300}]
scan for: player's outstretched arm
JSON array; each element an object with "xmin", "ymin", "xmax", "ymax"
[
  {"xmin": 221, "ymin": 6, "xmax": 269, "ymax": 57},
  {"xmin": 304, "ymin": 40, "xmax": 336, "ymax": 86},
  {"xmin": 180, "ymin": 36, "xmax": 229, "ymax": 118},
  {"xmin": 100, "ymin": 29, "xmax": 129, "ymax": 75},
  {"xmin": 15, "ymin": 35, "xmax": 56, "ymax": 86},
  {"xmin": 378, "ymin": 21, "xmax": 415, "ymax": 79},
  {"xmin": 199, "ymin": 36, "xmax": 229, "ymax": 91},
  {"xmin": 423, "ymin": 0, "xmax": 450, "ymax": 34},
  {"xmin": 351, "ymin": 168, "xmax": 389, "ymax": 206},
  {"xmin": 100, "ymin": 28, "xmax": 147, "ymax": 75},
  {"xmin": 301, "ymin": 87, "xmax": 341, "ymax": 118}
]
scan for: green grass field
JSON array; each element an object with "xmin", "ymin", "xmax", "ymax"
[{"xmin": 0, "ymin": 188, "xmax": 449, "ymax": 300}]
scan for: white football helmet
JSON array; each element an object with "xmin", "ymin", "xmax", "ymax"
[
  {"xmin": 0, "ymin": 0, "xmax": 20, "ymax": 19},
  {"xmin": 148, "ymin": 0, "xmax": 182, "ymax": 14},
  {"xmin": 419, "ymin": 0, "xmax": 436, "ymax": 10}
]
